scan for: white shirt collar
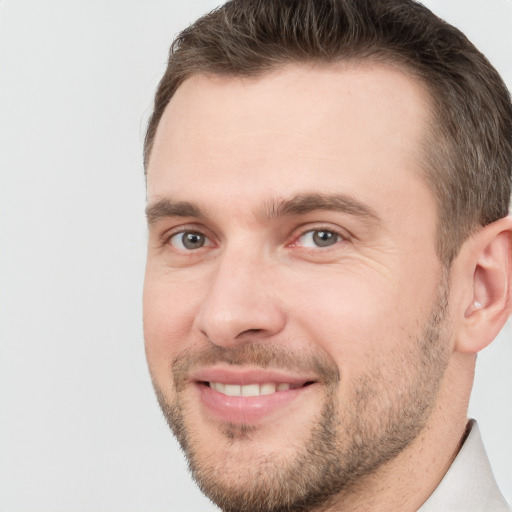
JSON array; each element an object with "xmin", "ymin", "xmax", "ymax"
[{"xmin": 419, "ymin": 420, "xmax": 511, "ymax": 512}]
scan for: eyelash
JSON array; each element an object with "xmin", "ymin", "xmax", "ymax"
[
  {"xmin": 291, "ymin": 228, "xmax": 346, "ymax": 249},
  {"xmin": 163, "ymin": 227, "xmax": 215, "ymax": 251},
  {"xmin": 162, "ymin": 225, "xmax": 349, "ymax": 253}
]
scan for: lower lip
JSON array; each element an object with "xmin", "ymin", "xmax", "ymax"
[{"xmin": 196, "ymin": 383, "xmax": 310, "ymax": 424}]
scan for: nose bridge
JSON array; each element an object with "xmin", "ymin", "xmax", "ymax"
[{"xmin": 194, "ymin": 242, "xmax": 285, "ymax": 346}]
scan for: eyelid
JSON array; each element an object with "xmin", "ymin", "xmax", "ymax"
[
  {"xmin": 161, "ymin": 223, "xmax": 216, "ymax": 248},
  {"xmin": 172, "ymin": 232, "xmax": 214, "ymax": 251},
  {"xmin": 288, "ymin": 223, "xmax": 351, "ymax": 248},
  {"xmin": 158, "ymin": 221, "xmax": 350, "ymax": 252}
]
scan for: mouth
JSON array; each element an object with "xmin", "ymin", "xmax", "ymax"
[
  {"xmin": 191, "ymin": 369, "xmax": 319, "ymax": 424},
  {"xmin": 205, "ymin": 381, "xmax": 314, "ymax": 397}
]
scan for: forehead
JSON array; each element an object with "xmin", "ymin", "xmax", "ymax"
[{"xmin": 147, "ymin": 62, "xmax": 434, "ymax": 224}]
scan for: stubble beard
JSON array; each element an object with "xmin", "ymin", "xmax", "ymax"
[{"xmin": 151, "ymin": 281, "xmax": 451, "ymax": 512}]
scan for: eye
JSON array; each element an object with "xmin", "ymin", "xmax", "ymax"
[
  {"xmin": 169, "ymin": 231, "xmax": 212, "ymax": 251},
  {"xmin": 297, "ymin": 229, "xmax": 342, "ymax": 248}
]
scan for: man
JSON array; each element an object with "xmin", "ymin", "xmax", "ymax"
[{"xmin": 142, "ymin": 0, "xmax": 512, "ymax": 510}]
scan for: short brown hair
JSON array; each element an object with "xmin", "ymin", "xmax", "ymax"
[{"xmin": 144, "ymin": 0, "xmax": 512, "ymax": 263}]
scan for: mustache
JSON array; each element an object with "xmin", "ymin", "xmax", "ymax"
[{"xmin": 172, "ymin": 343, "xmax": 340, "ymax": 390}]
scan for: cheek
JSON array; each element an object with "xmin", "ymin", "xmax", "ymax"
[
  {"xmin": 143, "ymin": 270, "xmax": 201, "ymax": 376},
  {"xmin": 286, "ymin": 267, "xmax": 423, "ymax": 377}
]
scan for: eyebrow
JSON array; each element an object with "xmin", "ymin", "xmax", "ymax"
[
  {"xmin": 146, "ymin": 193, "xmax": 380, "ymax": 226},
  {"xmin": 259, "ymin": 193, "xmax": 380, "ymax": 224},
  {"xmin": 146, "ymin": 200, "xmax": 205, "ymax": 225}
]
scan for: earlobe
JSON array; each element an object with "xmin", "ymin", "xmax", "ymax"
[{"xmin": 455, "ymin": 216, "xmax": 512, "ymax": 354}]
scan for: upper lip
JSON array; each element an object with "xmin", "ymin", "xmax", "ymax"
[{"xmin": 190, "ymin": 366, "xmax": 319, "ymax": 386}]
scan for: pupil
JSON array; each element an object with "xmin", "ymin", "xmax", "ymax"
[
  {"xmin": 313, "ymin": 230, "xmax": 336, "ymax": 247},
  {"xmin": 183, "ymin": 232, "xmax": 204, "ymax": 249}
]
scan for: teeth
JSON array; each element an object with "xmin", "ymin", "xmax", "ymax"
[
  {"xmin": 209, "ymin": 382, "xmax": 294, "ymax": 397},
  {"xmin": 212, "ymin": 382, "xmax": 225, "ymax": 393},
  {"xmin": 241, "ymin": 384, "xmax": 260, "ymax": 397},
  {"xmin": 260, "ymin": 383, "xmax": 276, "ymax": 395},
  {"xmin": 224, "ymin": 384, "xmax": 241, "ymax": 396}
]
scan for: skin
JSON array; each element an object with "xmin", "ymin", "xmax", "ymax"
[{"xmin": 143, "ymin": 63, "xmax": 512, "ymax": 511}]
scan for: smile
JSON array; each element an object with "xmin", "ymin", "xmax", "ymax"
[
  {"xmin": 194, "ymin": 373, "xmax": 317, "ymax": 424},
  {"xmin": 208, "ymin": 382, "xmax": 304, "ymax": 396}
]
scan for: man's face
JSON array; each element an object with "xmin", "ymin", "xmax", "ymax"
[{"xmin": 144, "ymin": 63, "xmax": 452, "ymax": 512}]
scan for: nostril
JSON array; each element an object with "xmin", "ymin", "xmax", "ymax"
[{"xmin": 238, "ymin": 328, "xmax": 264, "ymax": 336}]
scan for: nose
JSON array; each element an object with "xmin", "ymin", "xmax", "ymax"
[{"xmin": 193, "ymin": 248, "xmax": 287, "ymax": 347}]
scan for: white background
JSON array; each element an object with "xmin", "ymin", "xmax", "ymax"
[{"xmin": 0, "ymin": 1, "xmax": 510, "ymax": 511}]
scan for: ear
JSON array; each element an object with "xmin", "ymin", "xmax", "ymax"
[{"xmin": 454, "ymin": 215, "xmax": 512, "ymax": 354}]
